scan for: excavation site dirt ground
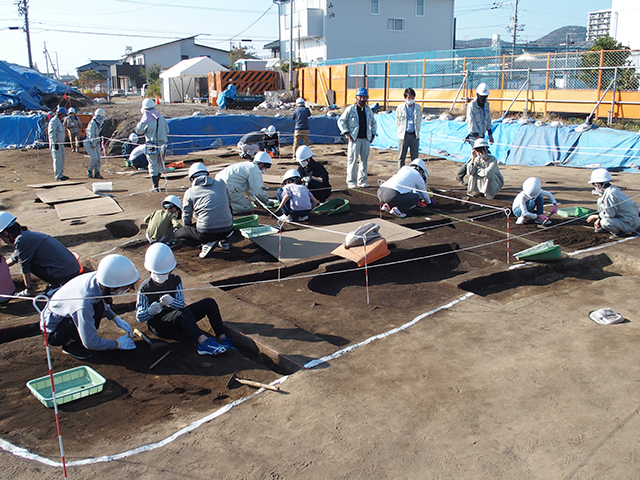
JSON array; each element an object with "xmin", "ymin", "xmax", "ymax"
[{"xmin": 1, "ymin": 101, "xmax": 640, "ymax": 479}]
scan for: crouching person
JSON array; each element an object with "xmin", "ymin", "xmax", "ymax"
[
  {"xmin": 40, "ymin": 254, "xmax": 138, "ymax": 360},
  {"xmin": 379, "ymin": 158, "xmax": 431, "ymax": 218},
  {"xmin": 136, "ymin": 243, "xmax": 234, "ymax": 355},
  {"xmin": 276, "ymin": 169, "xmax": 319, "ymax": 222},
  {"xmin": 586, "ymin": 168, "xmax": 639, "ymax": 238}
]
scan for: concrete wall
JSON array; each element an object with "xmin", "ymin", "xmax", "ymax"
[{"xmin": 611, "ymin": 0, "xmax": 640, "ymax": 50}]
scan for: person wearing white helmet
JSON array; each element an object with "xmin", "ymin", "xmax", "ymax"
[
  {"xmin": 465, "ymin": 137, "xmax": 503, "ymax": 200},
  {"xmin": 135, "ymin": 98, "xmax": 170, "ymax": 192},
  {"xmin": 48, "ymin": 106, "xmax": 68, "ymax": 181},
  {"xmin": 144, "ymin": 195, "xmax": 183, "ymax": 245},
  {"xmin": 456, "ymin": 83, "xmax": 494, "ymax": 185},
  {"xmin": 0, "ymin": 212, "xmax": 82, "ymax": 298},
  {"xmin": 237, "ymin": 129, "xmax": 268, "ymax": 159},
  {"xmin": 586, "ymin": 168, "xmax": 639, "ymax": 237},
  {"xmin": 292, "ymin": 97, "xmax": 311, "ymax": 154},
  {"xmin": 176, "ymin": 163, "xmax": 234, "ymax": 258},
  {"xmin": 136, "ymin": 243, "xmax": 233, "ymax": 355},
  {"xmin": 260, "ymin": 125, "xmax": 280, "ymax": 156},
  {"xmin": 215, "ymin": 152, "xmax": 272, "ymax": 214},
  {"xmin": 40, "ymin": 254, "xmax": 139, "ymax": 360},
  {"xmin": 83, "ymin": 108, "xmax": 107, "ymax": 179},
  {"xmin": 378, "ymin": 158, "xmax": 431, "ymax": 218},
  {"xmin": 295, "ymin": 145, "xmax": 332, "ymax": 203},
  {"xmin": 512, "ymin": 177, "xmax": 558, "ymax": 225},
  {"xmin": 63, "ymin": 107, "xmax": 82, "ymax": 152},
  {"xmin": 396, "ymin": 88, "xmax": 422, "ymax": 171},
  {"xmin": 275, "ymin": 169, "xmax": 319, "ymax": 222},
  {"xmin": 338, "ymin": 86, "xmax": 377, "ymax": 188}
]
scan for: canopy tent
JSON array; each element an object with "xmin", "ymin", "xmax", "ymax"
[{"xmin": 159, "ymin": 57, "xmax": 227, "ymax": 103}]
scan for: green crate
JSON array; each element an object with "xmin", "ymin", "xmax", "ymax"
[
  {"xmin": 233, "ymin": 214, "xmax": 259, "ymax": 230},
  {"xmin": 312, "ymin": 198, "xmax": 350, "ymax": 216},
  {"xmin": 26, "ymin": 366, "xmax": 106, "ymax": 408},
  {"xmin": 240, "ymin": 225, "xmax": 280, "ymax": 239},
  {"xmin": 514, "ymin": 240, "xmax": 562, "ymax": 262}
]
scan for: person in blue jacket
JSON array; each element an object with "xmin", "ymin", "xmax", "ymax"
[{"xmin": 292, "ymin": 97, "xmax": 311, "ymax": 154}]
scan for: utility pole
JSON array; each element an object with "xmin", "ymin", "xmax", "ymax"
[
  {"xmin": 508, "ymin": 0, "xmax": 523, "ymax": 56},
  {"xmin": 16, "ymin": 0, "xmax": 34, "ymax": 69}
]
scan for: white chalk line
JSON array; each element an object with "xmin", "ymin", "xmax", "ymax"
[{"xmin": 0, "ymin": 293, "xmax": 474, "ymax": 468}]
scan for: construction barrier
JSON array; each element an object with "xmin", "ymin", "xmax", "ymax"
[{"xmin": 208, "ymin": 71, "xmax": 277, "ymax": 105}]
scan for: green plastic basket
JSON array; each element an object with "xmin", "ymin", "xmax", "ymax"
[
  {"xmin": 240, "ymin": 225, "xmax": 280, "ymax": 239},
  {"xmin": 233, "ymin": 214, "xmax": 259, "ymax": 230},
  {"xmin": 312, "ymin": 198, "xmax": 350, "ymax": 216},
  {"xmin": 556, "ymin": 206, "xmax": 597, "ymax": 218},
  {"xmin": 26, "ymin": 366, "xmax": 106, "ymax": 408},
  {"xmin": 514, "ymin": 240, "xmax": 562, "ymax": 262}
]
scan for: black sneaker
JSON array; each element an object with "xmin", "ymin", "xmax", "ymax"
[
  {"xmin": 57, "ymin": 175, "xmax": 69, "ymax": 181},
  {"xmin": 62, "ymin": 342, "xmax": 92, "ymax": 360}
]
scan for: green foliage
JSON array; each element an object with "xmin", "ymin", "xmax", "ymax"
[
  {"xmin": 75, "ymin": 69, "xmax": 105, "ymax": 89},
  {"xmin": 229, "ymin": 46, "xmax": 258, "ymax": 69},
  {"xmin": 144, "ymin": 63, "xmax": 162, "ymax": 83},
  {"xmin": 578, "ymin": 35, "xmax": 638, "ymax": 91},
  {"xmin": 280, "ymin": 60, "xmax": 307, "ymax": 73}
]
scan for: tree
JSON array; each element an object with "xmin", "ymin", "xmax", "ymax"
[
  {"xmin": 144, "ymin": 63, "xmax": 163, "ymax": 98},
  {"xmin": 578, "ymin": 35, "xmax": 638, "ymax": 91},
  {"xmin": 280, "ymin": 60, "xmax": 307, "ymax": 73},
  {"xmin": 229, "ymin": 45, "xmax": 258, "ymax": 69},
  {"xmin": 73, "ymin": 69, "xmax": 106, "ymax": 89}
]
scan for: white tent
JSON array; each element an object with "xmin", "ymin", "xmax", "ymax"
[{"xmin": 160, "ymin": 56, "xmax": 227, "ymax": 103}]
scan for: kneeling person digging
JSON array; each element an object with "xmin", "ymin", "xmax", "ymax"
[{"xmin": 135, "ymin": 243, "xmax": 234, "ymax": 355}]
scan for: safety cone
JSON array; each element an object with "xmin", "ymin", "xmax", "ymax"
[{"xmin": 156, "ymin": 95, "xmax": 160, "ymax": 104}]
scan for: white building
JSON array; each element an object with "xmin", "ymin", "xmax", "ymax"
[
  {"xmin": 610, "ymin": 0, "xmax": 640, "ymax": 50},
  {"xmin": 587, "ymin": 9, "xmax": 612, "ymax": 42},
  {"xmin": 123, "ymin": 36, "xmax": 230, "ymax": 70},
  {"xmin": 274, "ymin": 0, "xmax": 454, "ymax": 64}
]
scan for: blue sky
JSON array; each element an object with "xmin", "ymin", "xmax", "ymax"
[{"xmin": 0, "ymin": 0, "xmax": 612, "ymax": 76}]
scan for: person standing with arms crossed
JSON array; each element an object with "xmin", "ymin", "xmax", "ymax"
[
  {"xmin": 338, "ymin": 87, "xmax": 377, "ymax": 188},
  {"xmin": 396, "ymin": 88, "xmax": 421, "ymax": 171},
  {"xmin": 48, "ymin": 107, "xmax": 68, "ymax": 181}
]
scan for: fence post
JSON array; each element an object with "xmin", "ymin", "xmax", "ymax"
[
  {"xmin": 524, "ymin": 68, "xmax": 531, "ymax": 117},
  {"xmin": 596, "ymin": 49, "xmax": 604, "ymax": 120},
  {"xmin": 609, "ymin": 66, "xmax": 619, "ymax": 125},
  {"xmin": 544, "ymin": 52, "xmax": 550, "ymax": 115},
  {"xmin": 501, "ymin": 55, "xmax": 506, "ymax": 113},
  {"xmin": 384, "ymin": 61, "xmax": 389, "ymax": 110},
  {"xmin": 422, "ymin": 59, "xmax": 426, "ymax": 109}
]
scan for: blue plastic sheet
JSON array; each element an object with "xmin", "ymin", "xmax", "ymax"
[
  {"xmin": 0, "ymin": 113, "xmax": 47, "ymax": 149},
  {"xmin": 0, "ymin": 60, "xmax": 78, "ymax": 111},
  {"xmin": 167, "ymin": 114, "xmax": 342, "ymax": 155}
]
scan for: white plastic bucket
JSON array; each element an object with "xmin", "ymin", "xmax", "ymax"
[{"xmin": 92, "ymin": 182, "xmax": 113, "ymax": 193}]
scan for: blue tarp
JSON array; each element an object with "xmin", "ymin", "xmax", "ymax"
[
  {"xmin": 167, "ymin": 114, "xmax": 342, "ymax": 155},
  {"xmin": 0, "ymin": 113, "xmax": 46, "ymax": 149},
  {"xmin": 0, "ymin": 60, "xmax": 79, "ymax": 111}
]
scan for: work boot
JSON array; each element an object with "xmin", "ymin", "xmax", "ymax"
[
  {"xmin": 93, "ymin": 171, "xmax": 103, "ymax": 179},
  {"xmin": 87, "ymin": 171, "xmax": 93, "ymax": 178}
]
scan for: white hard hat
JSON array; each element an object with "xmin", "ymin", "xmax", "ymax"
[
  {"xmin": 144, "ymin": 242, "xmax": 177, "ymax": 274},
  {"xmin": 523, "ymin": 177, "xmax": 541, "ymax": 198},
  {"xmin": 296, "ymin": 145, "xmax": 313, "ymax": 162},
  {"xmin": 188, "ymin": 162, "xmax": 209, "ymax": 180},
  {"xmin": 410, "ymin": 158, "xmax": 428, "ymax": 180},
  {"xmin": 162, "ymin": 194, "xmax": 182, "ymax": 212},
  {"xmin": 296, "ymin": 97, "xmax": 305, "ymax": 105},
  {"xmin": 473, "ymin": 137, "xmax": 490, "ymax": 149},
  {"xmin": 589, "ymin": 168, "xmax": 612, "ymax": 184},
  {"xmin": 142, "ymin": 98, "xmax": 156, "ymax": 110},
  {"xmin": 253, "ymin": 151, "xmax": 272, "ymax": 165},
  {"xmin": 0, "ymin": 212, "xmax": 17, "ymax": 233},
  {"xmin": 68, "ymin": 107, "xmax": 76, "ymax": 114},
  {"xmin": 128, "ymin": 133, "xmax": 139, "ymax": 143},
  {"xmin": 94, "ymin": 108, "xmax": 106, "ymax": 118},
  {"xmin": 265, "ymin": 125, "xmax": 276, "ymax": 135},
  {"xmin": 282, "ymin": 169, "xmax": 301, "ymax": 184},
  {"xmin": 476, "ymin": 83, "xmax": 490, "ymax": 96},
  {"xmin": 96, "ymin": 254, "xmax": 139, "ymax": 288}
]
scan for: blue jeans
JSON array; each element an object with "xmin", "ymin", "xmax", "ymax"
[{"xmin": 513, "ymin": 195, "xmax": 544, "ymax": 217}]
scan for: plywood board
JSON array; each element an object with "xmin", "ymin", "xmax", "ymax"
[
  {"xmin": 251, "ymin": 218, "xmax": 422, "ymax": 263},
  {"xmin": 55, "ymin": 197, "xmax": 123, "ymax": 220},
  {"xmin": 28, "ymin": 181, "xmax": 83, "ymax": 188},
  {"xmin": 36, "ymin": 185, "xmax": 98, "ymax": 204}
]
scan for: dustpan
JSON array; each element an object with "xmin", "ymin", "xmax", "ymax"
[
  {"xmin": 313, "ymin": 198, "xmax": 350, "ymax": 216},
  {"xmin": 514, "ymin": 240, "xmax": 562, "ymax": 261},
  {"xmin": 556, "ymin": 206, "xmax": 597, "ymax": 218}
]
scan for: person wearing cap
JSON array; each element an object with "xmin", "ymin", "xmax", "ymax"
[
  {"xmin": 136, "ymin": 243, "xmax": 233, "ymax": 356},
  {"xmin": 295, "ymin": 145, "xmax": 331, "ymax": 203},
  {"xmin": 63, "ymin": 107, "xmax": 82, "ymax": 153},
  {"xmin": 338, "ymin": 87, "xmax": 377, "ymax": 188},
  {"xmin": 378, "ymin": 159, "xmax": 432, "ymax": 218},
  {"xmin": 135, "ymin": 98, "xmax": 169, "ymax": 192},
  {"xmin": 215, "ymin": 152, "xmax": 272, "ymax": 214},
  {"xmin": 122, "ymin": 132, "xmax": 138, "ymax": 157},
  {"xmin": 512, "ymin": 177, "xmax": 558, "ymax": 226},
  {"xmin": 586, "ymin": 168, "xmax": 639, "ymax": 238},
  {"xmin": 48, "ymin": 106, "xmax": 68, "ymax": 181},
  {"xmin": 275, "ymin": 169, "xmax": 319, "ymax": 222},
  {"xmin": 0, "ymin": 212, "xmax": 82, "ymax": 298},
  {"xmin": 292, "ymin": 97, "xmax": 311, "ymax": 154},
  {"xmin": 144, "ymin": 195, "xmax": 183, "ymax": 245},
  {"xmin": 455, "ymin": 83, "xmax": 494, "ymax": 185},
  {"xmin": 465, "ymin": 138, "xmax": 503, "ymax": 200},
  {"xmin": 261, "ymin": 125, "xmax": 280, "ymax": 156},
  {"xmin": 40, "ymin": 254, "xmax": 139, "ymax": 360},
  {"xmin": 396, "ymin": 88, "xmax": 421, "ymax": 171},
  {"xmin": 176, "ymin": 163, "xmax": 234, "ymax": 258},
  {"xmin": 84, "ymin": 108, "xmax": 107, "ymax": 179},
  {"xmin": 237, "ymin": 130, "xmax": 267, "ymax": 159}
]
